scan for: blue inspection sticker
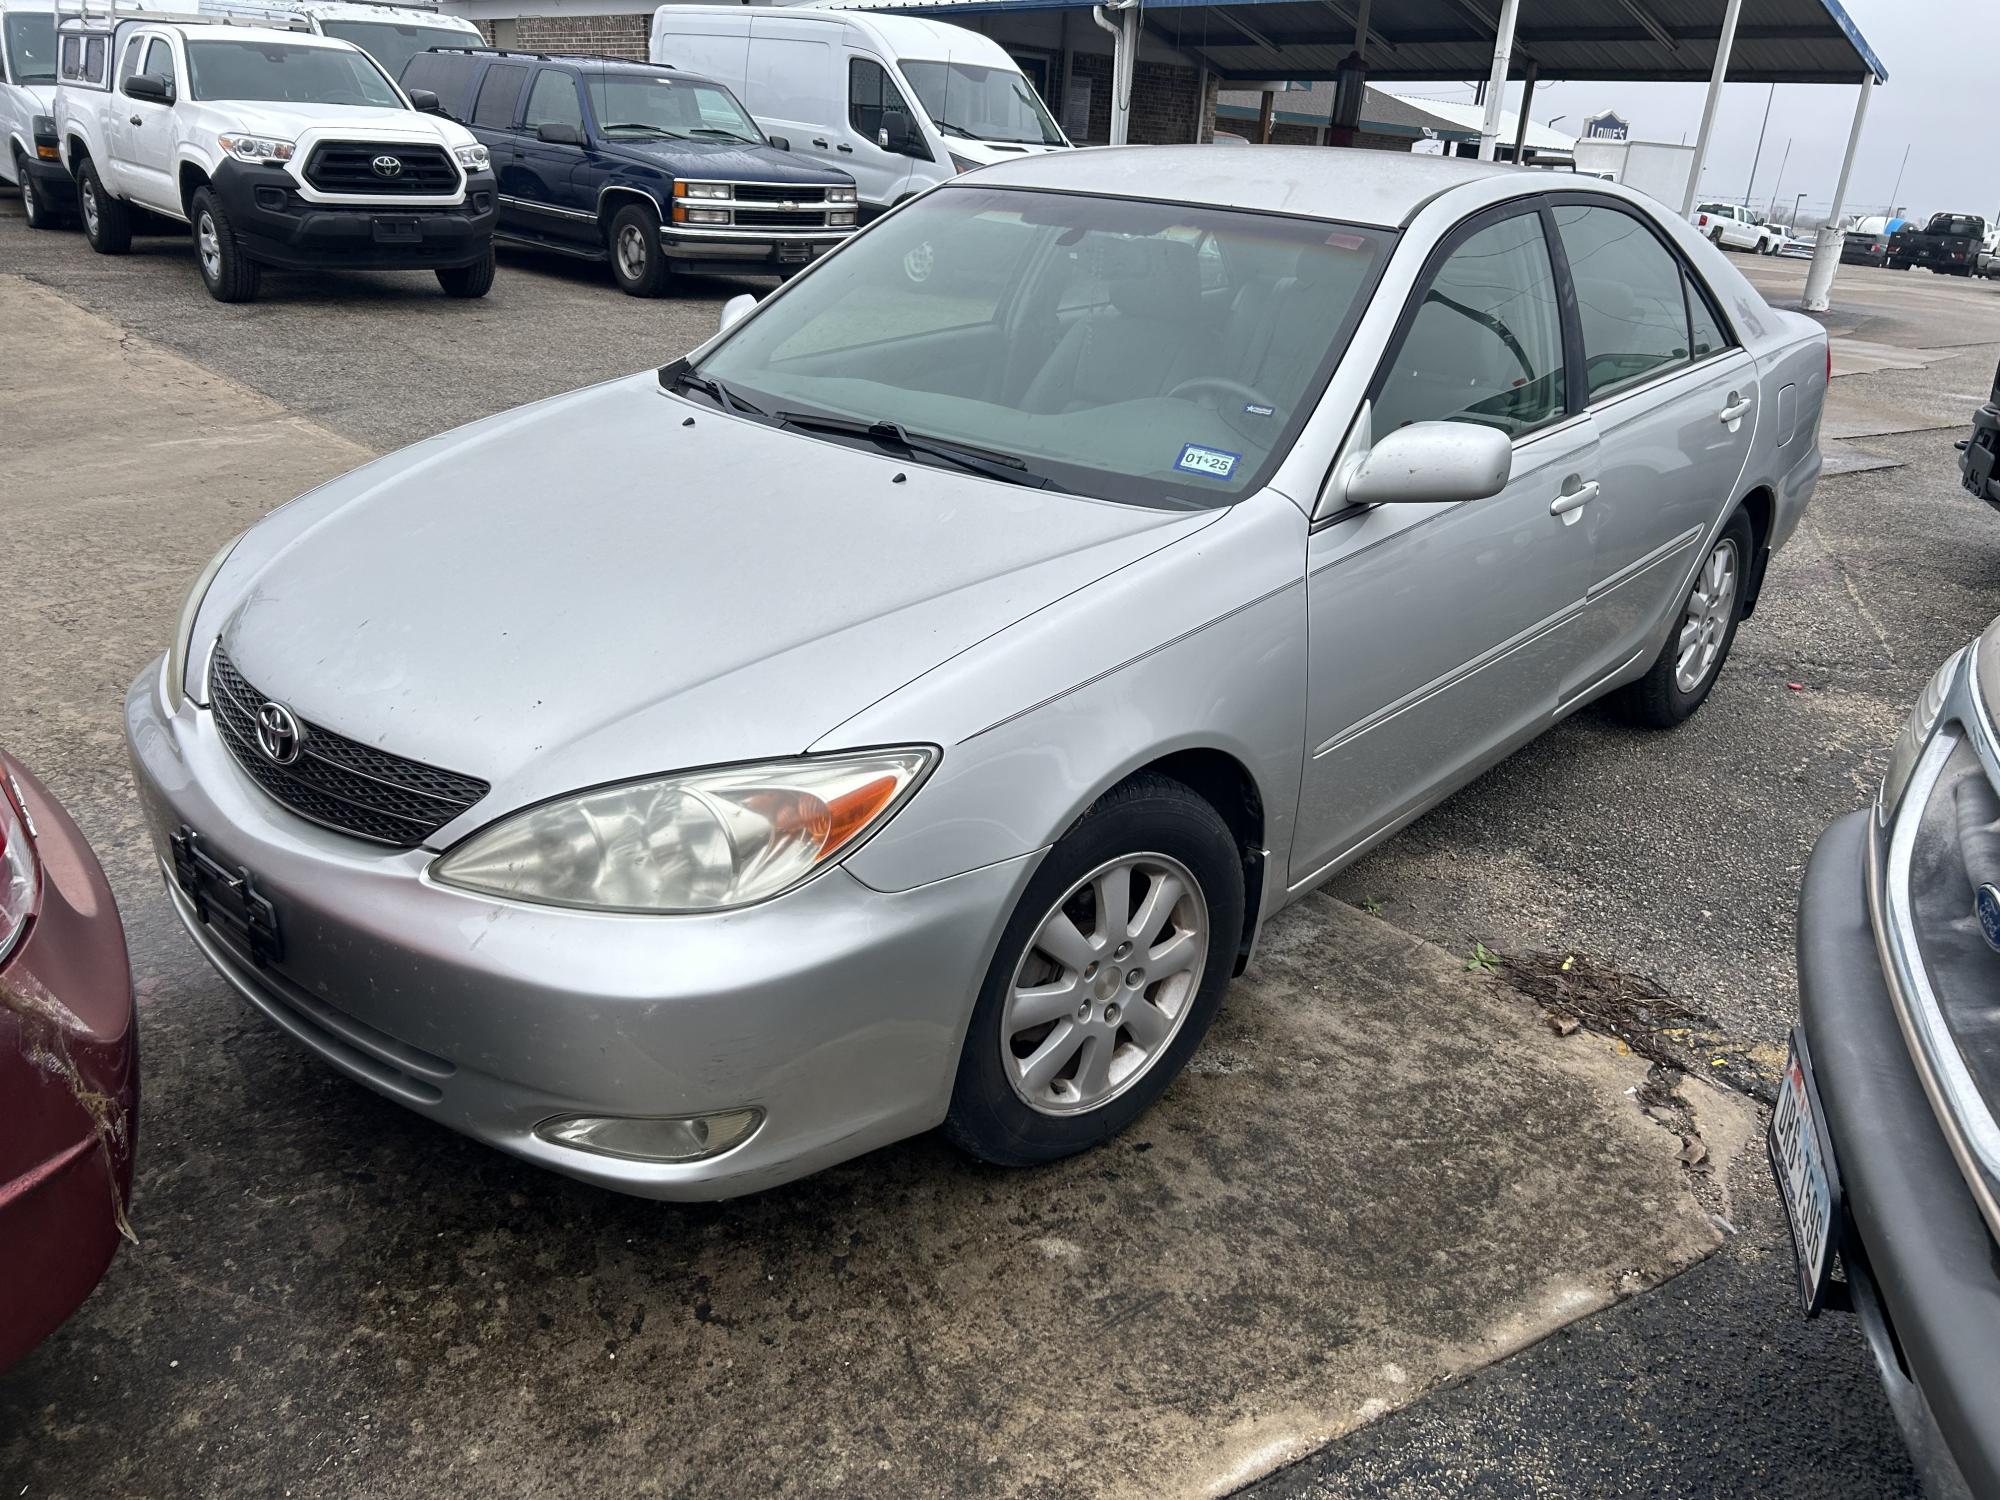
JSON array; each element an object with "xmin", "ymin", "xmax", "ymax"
[
  {"xmin": 1175, "ymin": 442, "xmax": 1241, "ymax": 479},
  {"xmin": 1243, "ymin": 403, "xmax": 1275, "ymax": 417}
]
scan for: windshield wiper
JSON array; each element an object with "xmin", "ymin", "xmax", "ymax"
[
  {"xmin": 602, "ymin": 122, "xmax": 675, "ymax": 136},
  {"xmin": 929, "ymin": 118, "xmax": 979, "ymax": 140},
  {"xmin": 775, "ymin": 411, "xmax": 1066, "ymax": 491},
  {"xmin": 687, "ymin": 127, "xmax": 758, "ymax": 142},
  {"xmin": 658, "ymin": 358, "xmax": 763, "ymax": 417}
]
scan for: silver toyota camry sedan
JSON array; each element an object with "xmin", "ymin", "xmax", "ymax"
[{"xmin": 126, "ymin": 147, "xmax": 1828, "ymax": 1199}]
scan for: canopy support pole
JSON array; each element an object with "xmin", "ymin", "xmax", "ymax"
[
  {"xmin": 1679, "ymin": 0, "xmax": 1742, "ymax": 216},
  {"xmin": 1475, "ymin": 0, "xmax": 1521, "ymax": 161},
  {"xmin": 1091, "ymin": 1, "xmax": 1137, "ymax": 145},
  {"xmin": 1511, "ymin": 62, "xmax": 1537, "ymax": 162},
  {"xmin": 1803, "ymin": 77, "xmax": 1875, "ymax": 314}
]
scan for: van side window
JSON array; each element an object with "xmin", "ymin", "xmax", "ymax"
[
  {"xmin": 848, "ymin": 57, "xmax": 912, "ymax": 143},
  {"xmin": 522, "ymin": 68, "xmax": 583, "ymax": 134},
  {"xmin": 1552, "ymin": 202, "xmax": 1695, "ymax": 398},
  {"xmin": 143, "ymin": 36, "xmax": 174, "ymax": 92},
  {"xmin": 470, "ymin": 61, "xmax": 528, "ymax": 129}
]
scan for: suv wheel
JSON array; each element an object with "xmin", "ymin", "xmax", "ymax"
[
  {"xmin": 191, "ymin": 187, "xmax": 258, "ymax": 302},
  {"xmin": 77, "ymin": 159, "xmax": 131, "ymax": 254},
  {"xmin": 1618, "ymin": 508, "xmax": 1755, "ymax": 728},
  {"xmin": 944, "ymin": 774, "xmax": 1244, "ymax": 1167},
  {"xmin": 608, "ymin": 200, "xmax": 668, "ymax": 297},
  {"xmin": 436, "ymin": 249, "xmax": 495, "ymax": 299}
]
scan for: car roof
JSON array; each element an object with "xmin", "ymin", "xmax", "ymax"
[{"xmin": 956, "ymin": 145, "xmax": 1514, "ymax": 230}]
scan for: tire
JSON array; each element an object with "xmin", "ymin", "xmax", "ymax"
[
  {"xmin": 16, "ymin": 154, "xmax": 56, "ymax": 230},
  {"xmin": 1709, "ymin": 226, "xmax": 1725, "ymax": 246},
  {"xmin": 435, "ymin": 249, "xmax": 495, "ymax": 298},
  {"xmin": 1617, "ymin": 507, "xmax": 1755, "ymax": 729},
  {"xmin": 77, "ymin": 158, "xmax": 131, "ymax": 254},
  {"xmin": 944, "ymin": 773, "xmax": 1245, "ymax": 1168},
  {"xmin": 190, "ymin": 187, "xmax": 258, "ymax": 303},
  {"xmin": 606, "ymin": 201, "xmax": 668, "ymax": 297}
]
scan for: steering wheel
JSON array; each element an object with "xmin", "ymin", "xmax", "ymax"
[{"xmin": 1166, "ymin": 376, "xmax": 1280, "ymax": 412}]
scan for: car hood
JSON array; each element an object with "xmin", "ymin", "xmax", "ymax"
[
  {"xmin": 18, "ymin": 83, "xmax": 53, "ymax": 112},
  {"xmin": 210, "ymin": 101, "xmax": 466, "ymax": 143},
  {"xmin": 607, "ymin": 136, "xmax": 851, "ymax": 185},
  {"xmin": 216, "ymin": 373, "xmax": 1214, "ymax": 833}
]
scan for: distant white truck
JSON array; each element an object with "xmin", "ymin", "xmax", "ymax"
[
  {"xmin": 1569, "ymin": 136, "xmax": 1693, "ymax": 210},
  {"xmin": 54, "ymin": 1, "xmax": 497, "ymax": 300},
  {"xmin": 1691, "ymin": 200, "xmax": 1781, "ymax": 255}
]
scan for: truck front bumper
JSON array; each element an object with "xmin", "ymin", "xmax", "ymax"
[
  {"xmin": 660, "ymin": 224, "xmax": 851, "ymax": 278},
  {"xmin": 215, "ymin": 161, "xmax": 497, "ymax": 273}
]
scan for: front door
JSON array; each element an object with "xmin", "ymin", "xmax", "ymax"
[
  {"xmin": 512, "ymin": 66, "xmax": 594, "ymax": 246},
  {"xmin": 122, "ymin": 35, "xmax": 179, "ymax": 213},
  {"xmin": 1291, "ymin": 204, "xmax": 1601, "ymax": 886},
  {"xmin": 839, "ymin": 52, "xmax": 918, "ymax": 212}
]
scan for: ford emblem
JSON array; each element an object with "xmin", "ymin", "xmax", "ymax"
[
  {"xmin": 1978, "ymin": 884, "xmax": 2000, "ymax": 953},
  {"xmin": 371, "ymin": 154, "xmax": 404, "ymax": 178},
  {"xmin": 255, "ymin": 701, "xmax": 303, "ymax": 766}
]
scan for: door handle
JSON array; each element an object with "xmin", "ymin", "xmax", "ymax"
[
  {"xmin": 811, "ymin": 137, "xmax": 828, "ymax": 148},
  {"xmin": 1550, "ymin": 480, "xmax": 1599, "ymax": 516},
  {"xmin": 1719, "ymin": 395, "xmax": 1752, "ymax": 424},
  {"xmin": 835, "ymin": 143, "xmax": 852, "ymax": 153},
  {"xmin": 128, "ymin": 114, "xmax": 142, "ymax": 126}
]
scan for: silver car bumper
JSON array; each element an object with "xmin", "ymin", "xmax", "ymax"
[{"xmin": 125, "ymin": 657, "xmax": 1037, "ymax": 1200}]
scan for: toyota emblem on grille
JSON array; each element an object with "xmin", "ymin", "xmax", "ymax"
[
  {"xmin": 371, "ymin": 154, "xmax": 404, "ymax": 179},
  {"xmin": 255, "ymin": 701, "xmax": 303, "ymax": 766}
]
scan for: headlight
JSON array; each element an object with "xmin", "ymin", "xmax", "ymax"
[
  {"xmin": 676, "ymin": 181, "xmax": 730, "ymax": 200},
  {"xmin": 217, "ymin": 133, "xmax": 294, "ymax": 163},
  {"xmin": 453, "ymin": 142, "xmax": 490, "ymax": 171},
  {"xmin": 432, "ymin": 748, "xmax": 936, "ymax": 912},
  {"xmin": 1880, "ymin": 646, "xmax": 1966, "ymax": 821},
  {"xmin": 828, "ymin": 185, "xmax": 858, "ymax": 204},
  {"xmin": 949, "ymin": 152, "xmax": 979, "ymax": 174},
  {"xmin": 166, "ymin": 533, "xmax": 245, "ymax": 714},
  {"xmin": 681, "ymin": 207, "xmax": 729, "ymax": 225}
]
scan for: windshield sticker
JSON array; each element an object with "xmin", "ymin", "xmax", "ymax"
[
  {"xmin": 1324, "ymin": 232, "xmax": 1369, "ymax": 251},
  {"xmin": 1242, "ymin": 403, "xmax": 1275, "ymax": 418},
  {"xmin": 1175, "ymin": 443, "xmax": 1240, "ymax": 479}
]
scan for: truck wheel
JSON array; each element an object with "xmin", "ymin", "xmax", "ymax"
[
  {"xmin": 16, "ymin": 154, "xmax": 56, "ymax": 230},
  {"xmin": 436, "ymin": 249, "xmax": 495, "ymax": 298},
  {"xmin": 608, "ymin": 201, "xmax": 668, "ymax": 297},
  {"xmin": 77, "ymin": 159, "xmax": 131, "ymax": 254},
  {"xmin": 1709, "ymin": 225, "xmax": 1725, "ymax": 246},
  {"xmin": 191, "ymin": 187, "xmax": 258, "ymax": 303}
]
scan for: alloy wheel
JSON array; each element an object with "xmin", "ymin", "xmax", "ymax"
[
  {"xmin": 81, "ymin": 178, "xmax": 98, "ymax": 235},
  {"xmin": 197, "ymin": 212, "xmax": 221, "ymax": 282},
  {"xmin": 1676, "ymin": 537, "xmax": 1739, "ymax": 693},
  {"xmin": 1001, "ymin": 852, "xmax": 1208, "ymax": 1116}
]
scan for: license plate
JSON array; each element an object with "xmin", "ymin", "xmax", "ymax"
[
  {"xmin": 169, "ymin": 824, "xmax": 284, "ymax": 967},
  {"xmin": 776, "ymin": 242, "xmax": 810, "ymax": 264},
  {"xmin": 372, "ymin": 216, "xmax": 421, "ymax": 245},
  {"xmin": 1768, "ymin": 1028, "xmax": 1839, "ymax": 1315}
]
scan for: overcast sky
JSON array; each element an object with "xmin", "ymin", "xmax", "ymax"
[{"xmin": 1404, "ymin": 0, "xmax": 1986, "ymax": 225}]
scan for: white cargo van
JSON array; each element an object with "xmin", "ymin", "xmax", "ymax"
[
  {"xmin": 290, "ymin": 0, "xmax": 480, "ymax": 79},
  {"xmin": 649, "ymin": 4, "xmax": 1066, "ymax": 217}
]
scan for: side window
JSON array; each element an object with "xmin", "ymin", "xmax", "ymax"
[
  {"xmin": 403, "ymin": 52, "xmax": 472, "ymax": 119},
  {"xmin": 83, "ymin": 34, "xmax": 106, "ymax": 84},
  {"xmin": 143, "ymin": 36, "xmax": 174, "ymax": 92},
  {"xmin": 1553, "ymin": 203, "xmax": 1694, "ymax": 398},
  {"xmin": 522, "ymin": 68, "xmax": 583, "ymax": 134},
  {"xmin": 1373, "ymin": 210, "xmax": 1567, "ymax": 437},
  {"xmin": 470, "ymin": 61, "xmax": 528, "ymax": 129},
  {"xmin": 1686, "ymin": 274, "xmax": 1729, "ymax": 360},
  {"xmin": 847, "ymin": 56, "xmax": 912, "ymax": 142},
  {"xmin": 59, "ymin": 34, "xmax": 79, "ymax": 80}
]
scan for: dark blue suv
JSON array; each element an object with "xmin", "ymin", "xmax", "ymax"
[{"xmin": 402, "ymin": 48, "xmax": 858, "ymax": 295}]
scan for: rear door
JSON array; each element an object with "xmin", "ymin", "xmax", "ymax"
[
  {"xmin": 468, "ymin": 60, "xmax": 532, "ymax": 230},
  {"xmin": 741, "ymin": 15, "xmax": 847, "ymax": 177}
]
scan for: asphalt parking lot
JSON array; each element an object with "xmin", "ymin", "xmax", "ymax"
[{"xmin": 6, "ymin": 210, "xmax": 1999, "ymax": 1498}]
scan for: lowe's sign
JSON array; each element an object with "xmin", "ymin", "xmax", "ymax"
[{"xmin": 1582, "ymin": 111, "xmax": 1630, "ymax": 140}]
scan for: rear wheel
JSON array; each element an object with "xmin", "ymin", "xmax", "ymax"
[
  {"xmin": 607, "ymin": 201, "xmax": 668, "ymax": 297},
  {"xmin": 944, "ymin": 774, "xmax": 1244, "ymax": 1167},
  {"xmin": 1709, "ymin": 225, "xmax": 1726, "ymax": 246},
  {"xmin": 436, "ymin": 249, "xmax": 495, "ymax": 298},
  {"xmin": 191, "ymin": 187, "xmax": 258, "ymax": 302},
  {"xmin": 77, "ymin": 159, "xmax": 130, "ymax": 254},
  {"xmin": 1617, "ymin": 508, "xmax": 1755, "ymax": 728}
]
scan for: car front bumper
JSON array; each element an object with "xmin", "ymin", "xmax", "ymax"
[
  {"xmin": 1796, "ymin": 809, "xmax": 2000, "ymax": 1499},
  {"xmin": 213, "ymin": 161, "xmax": 497, "ymax": 273},
  {"xmin": 124, "ymin": 657, "xmax": 1036, "ymax": 1200},
  {"xmin": 658, "ymin": 225, "xmax": 851, "ymax": 278}
]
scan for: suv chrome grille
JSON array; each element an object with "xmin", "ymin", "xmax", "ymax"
[
  {"xmin": 208, "ymin": 649, "xmax": 488, "ymax": 847},
  {"xmin": 732, "ymin": 183, "xmax": 827, "ymax": 204},
  {"xmin": 304, "ymin": 142, "xmax": 459, "ymax": 196}
]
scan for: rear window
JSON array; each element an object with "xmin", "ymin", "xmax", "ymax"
[{"xmin": 402, "ymin": 48, "xmax": 475, "ymax": 118}]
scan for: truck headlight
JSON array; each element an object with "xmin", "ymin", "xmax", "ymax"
[
  {"xmin": 828, "ymin": 185, "xmax": 858, "ymax": 204},
  {"xmin": 432, "ymin": 748, "xmax": 936, "ymax": 912},
  {"xmin": 676, "ymin": 182, "xmax": 729, "ymax": 200},
  {"xmin": 166, "ymin": 533, "xmax": 245, "ymax": 714},
  {"xmin": 1880, "ymin": 647, "xmax": 1966, "ymax": 822},
  {"xmin": 217, "ymin": 133, "xmax": 294, "ymax": 163},
  {"xmin": 453, "ymin": 143, "xmax": 490, "ymax": 171}
]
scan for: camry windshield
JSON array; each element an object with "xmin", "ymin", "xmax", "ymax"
[
  {"xmin": 900, "ymin": 60, "xmax": 1061, "ymax": 146},
  {"xmin": 316, "ymin": 20, "xmax": 469, "ymax": 80},
  {"xmin": 4, "ymin": 12, "xmax": 56, "ymax": 84},
  {"xmin": 586, "ymin": 72, "xmax": 759, "ymax": 142},
  {"xmin": 186, "ymin": 39, "xmax": 402, "ymax": 105},
  {"xmin": 692, "ymin": 187, "xmax": 1389, "ymax": 508}
]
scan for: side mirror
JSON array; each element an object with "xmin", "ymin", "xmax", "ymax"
[
  {"xmin": 1342, "ymin": 421, "xmax": 1512, "ymax": 508},
  {"xmin": 407, "ymin": 87, "xmax": 442, "ymax": 115},
  {"xmin": 123, "ymin": 72, "xmax": 171, "ymax": 104},
  {"xmin": 536, "ymin": 122, "xmax": 584, "ymax": 146},
  {"xmin": 719, "ymin": 292, "xmax": 757, "ymax": 333},
  {"xmin": 767, "ymin": 134, "xmax": 790, "ymax": 152},
  {"xmin": 879, "ymin": 113, "xmax": 919, "ymax": 155}
]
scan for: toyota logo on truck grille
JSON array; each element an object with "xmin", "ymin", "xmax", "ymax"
[{"xmin": 371, "ymin": 154, "xmax": 404, "ymax": 179}]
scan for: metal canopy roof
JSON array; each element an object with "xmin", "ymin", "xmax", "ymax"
[{"xmin": 823, "ymin": 0, "xmax": 1887, "ymax": 85}]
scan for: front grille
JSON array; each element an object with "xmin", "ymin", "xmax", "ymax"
[
  {"xmin": 733, "ymin": 208, "xmax": 831, "ymax": 229},
  {"xmin": 304, "ymin": 142, "xmax": 458, "ymax": 196},
  {"xmin": 208, "ymin": 648, "xmax": 488, "ymax": 847},
  {"xmin": 731, "ymin": 183, "xmax": 827, "ymax": 204}
]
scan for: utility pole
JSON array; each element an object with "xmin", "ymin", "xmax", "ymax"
[
  {"xmin": 1887, "ymin": 143, "xmax": 1911, "ymax": 216},
  {"xmin": 1767, "ymin": 137, "xmax": 1791, "ymax": 221},
  {"xmin": 1745, "ymin": 81, "xmax": 1774, "ymax": 204}
]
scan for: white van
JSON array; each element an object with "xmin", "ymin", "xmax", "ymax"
[
  {"xmin": 648, "ymin": 4, "xmax": 1066, "ymax": 217},
  {"xmin": 1, "ymin": 0, "xmax": 72, "ymax": 225},
  {"xmin": 289, "ymin": 0, "xmax": 480, "ymax": 78}
]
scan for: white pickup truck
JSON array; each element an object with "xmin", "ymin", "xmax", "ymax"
[{"xmin": 54, "ymin": 6, "xmax": 497, "ymax": 301}]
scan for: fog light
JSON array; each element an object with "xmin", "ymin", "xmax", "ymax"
[
  {"xmin": 829, "ymin": 211, "xmax": 855, "ymax": 226},
  {"xmin": 534, "ymin": 1108, "xmax": 762, "ymax": 1163},
  {"xmin": 683, "ymin": 207, "xmax": 729, "ymax": 225}
]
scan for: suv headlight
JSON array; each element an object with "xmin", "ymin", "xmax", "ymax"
[
  {"xmin": 453, "ymin": 142, "xmax": 489, "ymax": 171},
  {"xmin": 1880, "ymin": 647, "xmax": 1967, "ymax": 821},
  {"xmin": 828, "ymin": 185, "xmax": 858, "ymax": 204},
  {"xmin": 218, "ymin": 133, "xmax": 294, "ymax": 163},
  {"xmin": 432, "ymin": 748, "xmax": 936, "ymax": 912},
  {"xmin": 677, "ymin": 181, "xmax": 730, "ymax": 201},
  {"xmin": 166, "ymin": 533, "xmax": 245, "ymax": 714}
]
